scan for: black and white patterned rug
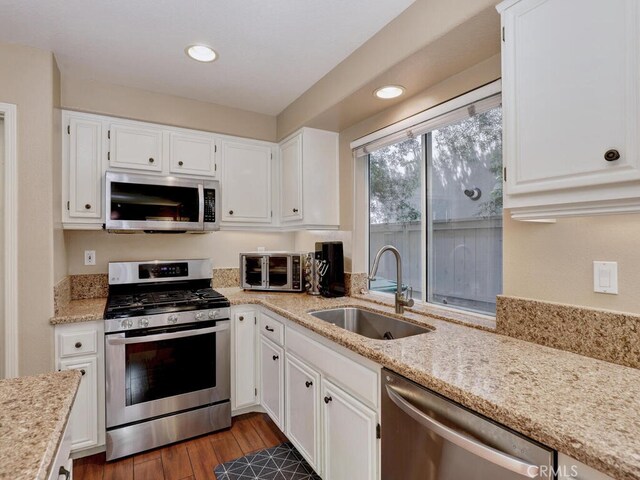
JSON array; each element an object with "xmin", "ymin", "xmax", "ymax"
[{"xmin": 214, "ymin": 442, "xmax": 321, "ymax": 480}]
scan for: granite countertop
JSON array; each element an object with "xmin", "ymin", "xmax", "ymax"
[
  {"xmin": 0, "ymin": 370, "xmax": 82, "ymax": 480},
  {"xmin": 49, "ymin": 290, "xmax": 640, "ymax": 479},
  {"xmin": 50, "ymin": 297, "xmax": 106, "ymax": 325}
]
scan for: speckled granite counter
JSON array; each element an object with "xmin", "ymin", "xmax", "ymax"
[
  {"xmin": 50, "ymin": 297, "xmax": 106, "ymax": 325},
  {"xmin": 49, "ymin": 290, "xmax": 640, "ymax": 479},
  {"xmin": 0, "ymin": 370, "xmax": 82, "ymax": 480}
]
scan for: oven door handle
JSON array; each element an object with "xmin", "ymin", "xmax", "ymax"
[
  {"xmin": 385, "ymin": 385, "xmax": 539, "ymax": 478},
  {"xmin": 107, "ymin": 324, "xmax": 229, "ymax": 345}
]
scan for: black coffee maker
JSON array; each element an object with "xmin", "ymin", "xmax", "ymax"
[{"xmin": 315, "ymin": 241, "xmax": 345, "ymax": 298}]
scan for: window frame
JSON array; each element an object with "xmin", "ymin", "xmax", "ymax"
[{"xmin": 359, "ymin": 81, "xmax": 502, "ymax": 319}]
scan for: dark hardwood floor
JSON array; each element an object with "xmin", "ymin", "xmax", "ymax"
[{"xmin": 74, "ymin": 413, "xmax": 289, "ymax": 480}]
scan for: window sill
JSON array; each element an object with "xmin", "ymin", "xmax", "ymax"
[{"xmin": 352, "ymin": 290, "xmax": 497, "ymax": 332}]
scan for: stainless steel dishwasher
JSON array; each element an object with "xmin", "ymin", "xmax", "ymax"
[{"xmin": 382, "ymin": 369, "xmax": 555, "ymax": 479}]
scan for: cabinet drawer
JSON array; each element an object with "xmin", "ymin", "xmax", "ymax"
[
  {"xmin": 287, "ymin": 328, "xmax": 378, "ymax": 408},
  {"xmin": 58, "ymin": 330, "xmax": 98, "ymax": 358},
  {"xmin": 260, "ymin": 312, "xmax": 284, "ymax": 345}
]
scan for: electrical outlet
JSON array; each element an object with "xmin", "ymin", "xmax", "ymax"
[
  {"xmin": 84, "ymin": 250, "xmax": 96, "ymax": 266},
  {"xmin": 257, "ymin": 246, "xmax": 266, "ymax": 252}
]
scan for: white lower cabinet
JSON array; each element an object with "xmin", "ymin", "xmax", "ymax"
[
  {"xmin": 58, "ymin": 356, "xmax": 98, "ymax": 450},
  {"xmin": 322, "ymin": 378, "xmax": 378, "ymax": 480},
  {"xmin": 284, "ymin": 353, "xmax": 321, "ymax": 473},
  {"xmin": 47, "ymin": 423, "xmax": 73, "ymax": 480},
  {"xmin": 231, "ymin": 308, "xmax": 258, "ymax": 411},
  {"xmin": 259, "ymin": 335, "xmax": 285, "ymax": 429},
  {"xmin": 54, "ymin": 321, "xmax": 105, "ymax": 454}
]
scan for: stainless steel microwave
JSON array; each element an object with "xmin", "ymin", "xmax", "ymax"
[
  {"xmin": 105, "ymin": 172, "xmax": 219, "ymax": 232},
  {"xmin": 240, "ymin": 252, "xmax": 305, "ymax": 292}
]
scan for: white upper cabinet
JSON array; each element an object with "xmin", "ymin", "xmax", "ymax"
[
  {"xmin": 280, "ymin": 134, "xmax": 303, "ymax": 222},
  {"xmin": 498, "ymin": 0, "xmax": 640, "ymax": 219},
  {"xmin": 169, "ymin": 131, "xmax": 217, "ymax": 177},
  {"xmin": 64, "ymin": 113, "xmax": 103, "ymax": 223},
  {"xmin": 221, "ymin": 139, "xmax": 273, "ymax": 224},
  {"xmin": 278, "ymin": 128, "xmax": 339, "ymax": 229},
  {"xmin": 109, "ymin": 121, "xmax": 163, "ymax": 171}
]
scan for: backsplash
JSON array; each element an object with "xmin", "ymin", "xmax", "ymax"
[
  {"xmin": 497, "ymin": 295, "xmax": 640, "ymax": 369},
  {"xmin": 212, "ymin": 268, "xmax": 240, "ymax": 288},
  {"xmin": 53, "ymin": 276, "xmax": 71, "ymax": 315}
]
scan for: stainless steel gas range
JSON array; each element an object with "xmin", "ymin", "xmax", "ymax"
[{"xmin": 103, "ymin": 259, "xmax": 231, "ymax": 461}]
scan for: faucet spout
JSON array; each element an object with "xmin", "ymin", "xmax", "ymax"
[{"xmin": 369, "ymin": 245, "xmax": 414, "ymax": 314}]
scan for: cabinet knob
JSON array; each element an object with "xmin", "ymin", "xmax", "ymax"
[
  {"xmin": 229, "ymin": 210, "xmax": 234, "ymax": 215},
  {"xmin": 272, "ymin": 354, "xmax": 279, "ymax": 361},
  {"xmin": 178, "ymin": 161, "xmax": 184, "ymax": 166},
  {"xmin": 265, "ymin": 325, "xmax": 275, "ymax": 332},
  {"xmin": 58, "ymin": 466, "xmax": 71, "ymax": 480},
  {"xmin": 239, "ymin": 316, "xmax": 244, "ymax": 321},
  {"xmin": 75, "ymin": 342, "xmax": 82, "ymax": 349},
  {"xmin": 293, "ymin": 208, "xmax": 298, "ymax": 213},
  {"xmin": 148, "ymin": 157, "xmax": 155, "ymax": 163},
  {"xmin": 604, "ymin": 149, "xmax": 620, "ymax": 161},
  {"xmin": 84, "ymin": 204, "xmax": 91, "ymax": 210},
  {"xmin": 80, "ymin": 369, "xmax": 86, "ymax": 376},
  {"xmin": 324, "ymin": 395, "xmax": 332, "ymax": 404},
  {"xmin": 305, "ymin": 380, "xmax": 313, "ymax": 388}
]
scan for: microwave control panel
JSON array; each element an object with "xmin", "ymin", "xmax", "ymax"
[{"xmin": 204, "ymin": 189, "xmax": 216, "ymax": 223}]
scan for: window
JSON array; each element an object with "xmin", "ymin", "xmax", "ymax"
[{"xmin": 368, "ymin": 95, "xmax": 502, "ymax": 315}]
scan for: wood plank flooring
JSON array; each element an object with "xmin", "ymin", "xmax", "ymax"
[{"xmin": 74, "ymin": 413, "xmax": 288, "ymax": 480}]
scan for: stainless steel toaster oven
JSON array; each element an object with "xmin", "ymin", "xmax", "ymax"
[{"xmin": 240, "ymin": 252, "xmax": 305, "ymax": 292}]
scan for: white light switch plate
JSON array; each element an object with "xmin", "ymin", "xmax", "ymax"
[
  {"xmin": 84, "ymin": 250, "xmax": 96, "ymax": 266},
  {"xmin": 593, "ymin": 261, "xmax": 618, "ymax": 294}
]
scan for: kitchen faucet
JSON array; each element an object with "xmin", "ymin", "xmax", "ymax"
[{"xmin": 369, "ymin": 245, "xmax": 414, "ymax": 314}]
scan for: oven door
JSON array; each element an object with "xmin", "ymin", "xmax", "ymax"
[
  {"xmin": 105, "ymin": 319, "xmax": 230, "ymax": 428},
  {"xmin": 266, "ymin": 254, "xmax": 292, "ymax": 290},
  {"xmin": 106, "ymin": 171, "xmax": 204, "ymax": 231}
]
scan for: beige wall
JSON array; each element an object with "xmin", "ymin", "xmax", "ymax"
[
  {"xmin": 0, "ymin": 44, "xmax": 58, "ymax": 375},
  {"xmin": 61, "ymin": 76, "xmax": 277, "ymax": 142},
  {"xmin": 66, "ymin": 230, "xmax": 295, "ymax": 274},
  {"xmin": 277, "ymin": 0, "xmax": 498, "ymax": 139},
  {"xmin": 0, "ymin": 116, "xmax": 4, "ymax": 377},
  {"xmin": 504, "ymin": 214, "xmax": 640, "ymax": 313},
  {"xmin": 53, "ymin": 61, "xmax": 67, "ymax": 284}
]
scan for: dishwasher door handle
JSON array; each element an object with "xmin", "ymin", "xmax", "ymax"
[{"xmin": 385, "ymin": 385, "xmax": 539, "ymax": 478}]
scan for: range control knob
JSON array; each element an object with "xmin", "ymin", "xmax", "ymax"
[
  {"xmin": 120, "ymin": 319, "xmax": 134, "ymax": 329},
  {"xmin": 138, "ymin": 318, "xmax": 149, "ymax": 328},
  {"xmin": 208, "ymin": 310, "xmax": 219, "ymax": 319},
  {"xmin": 195, "ymin": 312, "xmax": 205, "ymax": 321},
  {"xmin": 167, "ymin": 315, "xmax": 178, "ymax": 325}
]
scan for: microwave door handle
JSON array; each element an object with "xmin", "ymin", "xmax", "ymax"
[
  {"xmin": 198, "ymin": 184, "xmax": 204, "ymax": 225},
  {"xmin": 107, "ymin": 324, "xmax": 229, "ymax": 345},
  {"xmin": 385, "ymin": 385, "xmax": 539, "ymax": 479}
]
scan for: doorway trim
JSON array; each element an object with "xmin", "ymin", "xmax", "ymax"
[{"xmin": 1, "ymin": 103, "xmax": 18, "ymax": 378}]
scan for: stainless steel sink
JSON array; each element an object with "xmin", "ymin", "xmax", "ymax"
[{"xmin": 309, "ymin": 307, "xmax": 432, "ymax": 340}]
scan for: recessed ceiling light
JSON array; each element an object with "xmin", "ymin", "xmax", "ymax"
[
  {"xmin": 374, "ymin": 85, "xmax": 405, "ymax": 99},
  {"xmin": 185, "ymin": 45, "xmax": 218, "ymax": 63}
]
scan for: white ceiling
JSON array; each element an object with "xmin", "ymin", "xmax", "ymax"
[{"xmin": 0, "ymin": 0, "xmax": 415, "ymax": 115}]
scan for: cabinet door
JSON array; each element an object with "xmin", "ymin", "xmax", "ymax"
[
  {"xmin": 109, "ymin": 122, "xmax": 163, "ymax": 171},
  {"xmin": 280, "ymin": 134, "xmax": 303, "ymax": 222},
  {"xmin": 59, "ymin": 356, "xmax": 99, "ymax": 451},
  {"xmin": 322, "ymin": 379, "xmax": 377, "ymax": 480},
  {"xmin": 285, "ymin": 353, "xmax": 321, "ymax": 472},
  {"xmin": 259, "ymin": 336, "xmax": 284, "ymax": 429},
  {"xmin": 221, "ymin": 140, "xmax": 272, "ymax": 223},
  {"xmin": 502, "ymin": 0, "xmax": 640, "ymax": 196},
  {"xmin": 233, "ymin": 310, "xmax": 257, "ymax": 410},
  {"xmin": 169, "ymin": 131, "xmax": 217, "ymax": 177},
  {"xmin": 67, "ymin": 117, "xmax": 102, "ymax": 219}
]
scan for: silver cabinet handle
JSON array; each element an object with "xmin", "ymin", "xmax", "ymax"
[
  {"xmin": 107, "ymin": 323, "xmax": 229, "ymax": 345},
  {"xmin": 385, "ymin": 385, "xmax": 539, "ymax": 478}
]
